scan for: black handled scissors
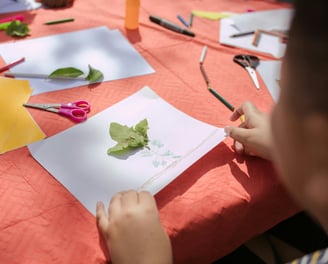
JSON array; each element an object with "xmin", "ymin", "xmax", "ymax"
[{"xmin": 233, "ymin": 54, "xmax": 260, "ymax": 89}]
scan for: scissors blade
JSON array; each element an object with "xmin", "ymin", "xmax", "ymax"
[
  {"xmin": 23, "ymin": 103, "xmax": 59, "ymax": 112},
  {"xmin": 245, "ymin": 67, "xmax": 260, "ymax": 89}
]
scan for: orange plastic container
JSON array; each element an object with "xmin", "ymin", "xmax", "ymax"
[{"xmin": 125, "ymin": 0, "xmax": 140, "ymax": 29}]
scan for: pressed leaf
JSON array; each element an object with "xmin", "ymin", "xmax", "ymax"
[
  {"xmin": 108, "ymin": 119, "xmax": 149, "ymax": 154},
  {"xmin": 0, "ymin": 22, "xmax": 11, "ymax": 31},
  {"xmin": 85, "ymin": 64, "xmax": 104, "ymax": 82},
  {"xmin": 135, "ymin": 119, "xmax": 149, "ymax": 137},
  {"xmin": 109, "ymin": 123, "xmax": 133, "ymax": 142},
  {"xmin": 107, "ymin": 141, "xmax": 129, "ymax": 154},
  {"xmin": 6, "ymin": 20, "xmax": 29, "ymax": 37},
  {"xmin": 48, "ymin": 67, "xmax": 84, "ymax": 78}
]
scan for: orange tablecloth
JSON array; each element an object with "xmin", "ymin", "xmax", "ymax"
[{"xmin": 0, "ymin": 0, "xmax": 298, "ymax": 263}]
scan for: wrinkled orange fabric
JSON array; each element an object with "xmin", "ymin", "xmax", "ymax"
[{"xmin": 0, "ymin": 0, "xmax": 297, "ymax": 263}]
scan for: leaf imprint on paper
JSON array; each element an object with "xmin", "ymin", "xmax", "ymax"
[{"xmin": 139, "ymin": 140, "xmax": 181, "ymax": 168}]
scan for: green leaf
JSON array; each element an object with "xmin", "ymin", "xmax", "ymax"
[
  {"xmin": 5, "ymin": 20, "xmax": 29, "ymax": 37},
  {"xmin": 48, "ymin": 67, "xmax": 84, "ymax": 78},
  {"xmin": 135, "ymin": 119, "xmax": 149, "ymax": 137},
  {"xmin": 0, "ymin": 22, "xmax": 11, "ymax": 31},
  {"xmin": 107, "ymin": 119, "xmax": 149, "ymax": 154},
  {"xmin": 109, "ymin": 123, "xmax": 134, "ymax": 142},
  {"xmin": 47, "ymin": 65, "xmax": 103, "ymax": 82},
  {"xmin": 85, "ymin": 64, "xmax": 104, "ymax": 82}
]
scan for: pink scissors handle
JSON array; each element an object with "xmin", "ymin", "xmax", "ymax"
[
  {"xmin": 61, "ymin": 100, "xmax": 91, "ymax": 113},
  {"xmin": 58, "ymin": 108, "xmax": 88, "ymax": 123}
]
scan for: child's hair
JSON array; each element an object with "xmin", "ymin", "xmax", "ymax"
[
  {"xmin": 41, "ymin": 0, "xmax": 73, "ymax": 8},
  {"xmin": 284, "ymin": 0, "xmax": 328, "ymax": 116}
]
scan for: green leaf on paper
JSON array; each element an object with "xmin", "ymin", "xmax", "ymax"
[
  {"xmin": 5, "ymin": 21, "xmax": 29, "ymax": 37},
  {"xmin": 86, "ymin": 64, "xmax": 104, "ymax": 82},
  {"xmin": 48, "ymin": 67, "xmax": 84, "ymax": 78},
  {"xmin": 48, "ymin": 65, "xmax": 104, "ymax": 82},
  {"xmin": 107, "ymin": 119, "xmax": 149, "ymax": 154},
  {"xmin": 0, "ymin": 22, "xmax": 11, "ymax": 31}
]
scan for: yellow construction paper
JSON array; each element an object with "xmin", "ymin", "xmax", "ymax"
[
  {"xmin": 0, "ymin": 77, "xmax": 45, "ymax": 154},
  {"xmin": 192, "ymin": 10, "xmax": 234, "ymax": 20}
]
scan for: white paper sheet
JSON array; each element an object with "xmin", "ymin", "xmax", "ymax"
[
  {"xmin": 257, "ymin": 60, "xmax": 282, "ymax": 102},
  {"xmin": 219, "ymin": 9, "xmax": 293, "ymax": 58},
  {"xmin": 28, "ymin": 86, "xmax": 226, "ymax": 215},
  {"xmin": 231, "ymin": 9, "xmax": 293, "ymax": 33},
  {"xmin": 0, "ymin": 27, "xmax": 155, "ymax": 95},
  {"xmin": 0, "ymin": 0, "xmax": 41, "ymax": 14}
]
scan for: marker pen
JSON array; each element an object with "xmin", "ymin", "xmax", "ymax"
[{"xmin": 149, "ymin": 15, "xmax": 195, "ymax": 37}]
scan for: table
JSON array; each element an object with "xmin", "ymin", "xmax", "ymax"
[{"xmin": 0, "ymin": 0, "xmax": 298, "ymax": 263}]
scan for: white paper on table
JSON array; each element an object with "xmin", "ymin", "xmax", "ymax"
[
  {"xmin": 28, "ymin": 86, "xmax": 226, "ymax": 215},
  {"xmin": 257, "ymin": 60, "xmax": 282, "ymax": 102},
  {"xmin": 0, "ymin": 0, "xmax": 41, "ymax": 14},
  {"xmin": 231, "ymin": 9, "xmax": 293, "ymax": 33},
  {"xmin": 219, "ymin": 9, "xmax": 293, "ymax": 58},
  {"xmin": 0, "ymin": 27, "xmax": 155, "ymax": 95}
]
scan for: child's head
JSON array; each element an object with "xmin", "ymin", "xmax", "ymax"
[
  {"xmin": 271, "ymin": 0, "xmax": 328, "ymax": 231},
  {"xmin": 41, "ymin": 0, "xmax": 74, "ymax": 8}
]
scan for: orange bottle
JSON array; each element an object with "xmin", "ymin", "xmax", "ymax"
[{"xmin": 125, "ymin": 0, "xmax": 140, "ymax": 29}]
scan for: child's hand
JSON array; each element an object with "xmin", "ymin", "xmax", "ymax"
[
  {"xmin": 225, "ymin": 101, "xmax": 273, "ymax": 160},
  {"xmin": 96, "ymin": 190, "xmax": 173, "ymax": 264}
]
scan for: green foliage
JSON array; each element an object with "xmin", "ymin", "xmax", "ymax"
[
  {"xmin": 49, "ymin": 67, "xmax": 84, "ymax": 78},
  {"xmin": 107, "ymin": 119, "xmax": 149, "ymax": 154},
  {"xmin": 86, "ymin": 64, "xmax": 104, "ymax": 82},
  {"xmin": 0, "ymin": 22, "xmax": 10, "ymax": 31},
  {"xmin": 48, "ymin": 65, "xmax": 103, "ymax": 82},
  {"xmin": 0, "ymin": 20, "xmax": 29, "ymax": 37}
]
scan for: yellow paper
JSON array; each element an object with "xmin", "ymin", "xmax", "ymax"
[
  {"xmin": 0, "ymin": 77, "xmax": 45, "ymax": 154},
  {"xmin": 192, "ymin": 10, "xmax": 233, "ymax": 20}
]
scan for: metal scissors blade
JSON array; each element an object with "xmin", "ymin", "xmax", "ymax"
[
  {"xmin": 23, "ymin": 103, "xmax": 58, "ymax": 111},
  {"xmin": 245, "ymin": 66, "xmax": 260, "ymax": 89},
  {"xmin": 233, "ymin": 54, "xmax": 260, "ymax": 89}
]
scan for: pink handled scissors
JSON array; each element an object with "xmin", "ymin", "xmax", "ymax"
[{"xmin": 23, "ymin": 100, "xmax": 90, "ymax": 123}]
